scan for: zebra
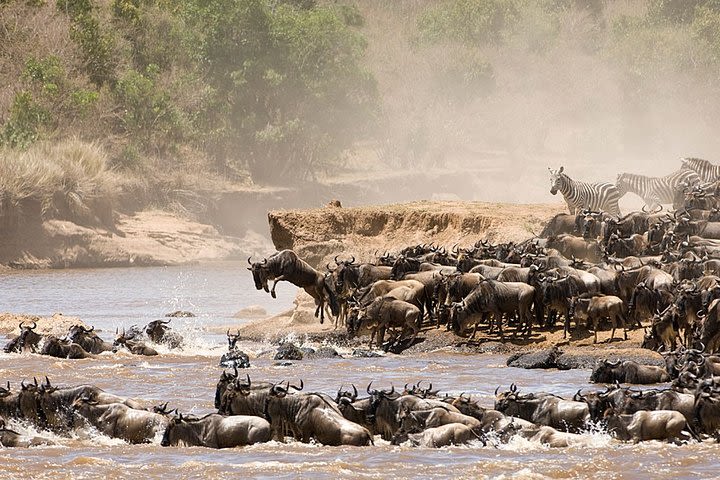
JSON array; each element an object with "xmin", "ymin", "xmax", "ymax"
[
  {"xmin": 615, "ymin": 168, "xmax": 701, "ymax": 210},
  {"xmin": 548, "ymin": 166, "xmax": 621, "ymax": 216},
  {"xmin": 681, "ymin": 157, "xmax": 720, "ymax": 183}
]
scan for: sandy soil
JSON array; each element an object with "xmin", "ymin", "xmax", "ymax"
[
  {"xmin": 269, "ymin": 200, "xmax": 565, "ymax": 268},
  {"xmin": 0, "ymin": 210, "xmax": 273, "ymax": 269},
  {"xmin": 0, "ymin": 312, "xmax": 90, "ymax": 337}
]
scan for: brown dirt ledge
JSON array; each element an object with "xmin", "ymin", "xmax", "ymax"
[{"xmin": 269, "ymin": 201, "xmax": 565, "ymax": 268}]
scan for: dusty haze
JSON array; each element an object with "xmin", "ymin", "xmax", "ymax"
[{"xmin": 332, "ymin": 0, "xmax": 720, "ymax": 212}]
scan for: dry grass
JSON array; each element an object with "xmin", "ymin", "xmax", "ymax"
[{"xmin": 0, "ymin": 138, "xmax": 119, "ymax": 219}]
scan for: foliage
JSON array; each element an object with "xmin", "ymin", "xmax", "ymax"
[{"xmin": 416, "ymin": 0, "xmax": 520, "ymax": 45}]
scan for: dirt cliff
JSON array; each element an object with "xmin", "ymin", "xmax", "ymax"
[{"xmin": 268, "ymin": 201, "xmax": 565, "ymax": 267}]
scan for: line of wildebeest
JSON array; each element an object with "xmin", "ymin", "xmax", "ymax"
[{"xmin": 0, "ymin": 367, "xmax": 717, "ymax": 449}]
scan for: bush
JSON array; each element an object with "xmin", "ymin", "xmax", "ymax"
[{"xmin": 416, "ymin": 0, "xmax": 520, "ymax": 46}]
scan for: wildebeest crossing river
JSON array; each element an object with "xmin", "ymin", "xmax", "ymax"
[{"xmin": 0, "ymin": 262, "xmax": 716, "ymax": 479}]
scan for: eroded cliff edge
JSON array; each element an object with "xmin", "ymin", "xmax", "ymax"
[{"xmin": 268, "ymin": 201, "xmax": 565, "ymax": 267}]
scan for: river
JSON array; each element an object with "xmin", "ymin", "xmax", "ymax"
[{"xmin": 0, "ymin": 262, "xmax": 715, "ymax": 479}]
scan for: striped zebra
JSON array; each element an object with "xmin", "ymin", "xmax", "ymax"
[
  {"xmin": 548, "ymin": 166, "xmax": 621, "ymax": 216},
  {"xmin": 681, "ymin": 157, "xmax": 720, "ymax": 183},
  {"xmin": 615, "ymin": 168, "xmax": 701, "ymax": 210}
]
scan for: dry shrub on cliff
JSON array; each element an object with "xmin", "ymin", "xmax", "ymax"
[{"xmin": 0, "ymin": 138, "xmax": 119, "ymax": 223}]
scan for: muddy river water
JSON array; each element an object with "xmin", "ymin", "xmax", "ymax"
[{"xmin": 0, "ymin": 262, "xmax": 717, "ymax": 479}]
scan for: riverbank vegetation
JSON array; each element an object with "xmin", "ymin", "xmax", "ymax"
[{"xmin": 3, "ymin": 0, "xmax": 720, "ymax": 224}]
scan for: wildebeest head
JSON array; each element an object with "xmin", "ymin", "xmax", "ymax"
[
  {"xmin": 226, "ymin": 329, "xmax": 241, "ymax": 351},
  {"xmin": 247, "ymin": 256, "xmax": 270, "ymax": 292},
  {"xmin": 335, "ymin": 384, "xmax": 358, "ymax": 404},
  {"xmin": 493, "ymin": 383, "xmax": 519, "ymax": 411},
  {"xmin": 16, "ymin": 322, "xmax": 41, "ymax": 352},
  {"xmin": 390, "ymin": 255, "xmax": 420, "ymax": 280},
  {"xmin": 548, "ymin": 166, "xmax": 564, "ymax": 195},
  {"xmin": 160, "ymin": 412, "xmax": 186, "ymax": 447},
  {"xmin": 589, "ymin": 359, "xmax": 621, "ymax": 383},
  {"xmin": 346, "ymin": 305, "xmax": 365, "ymax": 337},
  {"xmin": 330, "ymin": 256, "xmax": 357, "ymax": 293},
  {"xmin": 66, "ymin": 324, "xmax": 95, "ymax": 344},
  {"xmin": 145, "ymin": 319, "xmax": 171, "ymax": 342}
]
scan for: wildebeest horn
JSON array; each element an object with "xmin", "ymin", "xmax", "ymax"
[
  {"xmin": 351, "ymin": 384, "xmax": 357, "ymax": 401},
  {"xmin": 247, "ymin": 256, "xmax": 253, "ymax": 265},
  {"xmin": 20, "ymin": 380, "xmax": 26, "ymax": 389},
  {"xmin": 289, "ymin": 380, "xmax": 304, "ymax": 391},
  {"xmin": 349, "ymin": 255, "xmax": 355, "ymax": 264},
  {"xmin": 45, "ymin": 376, "xmax": 51, "ymax": 387},
  {"xmin": 18, "ymin": 322, "xmax": 24, "ymax": 330},
  {"xmin": 367, "ymin": 381, "xmax": 374, "ymax": 395},
  {"xmin": 261, "ymin": 258, "xmax": 267, "ymax": 265},
  {"xmin": 33, "ymin": 377, "xmax": 38, "ymax": 387},
  {"xmin": 574, "ymin": 389, "xmax": 583, "ymax": 401},
  {"xmin": 29, "ymin": 322, "xmax": 37, "ymax": 330},
  {"xmin": 642, "ymin": 204, "xmax": 648, "ymax": 213},
  {"xmin": 510, "ymin": 383, "xmax": 517, "ymax": 393},
  {"xmin": 494, "ymin": 386, "xmax": 500, "ymax": 395}
]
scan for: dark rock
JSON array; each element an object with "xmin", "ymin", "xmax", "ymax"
[
  {"xmin": 274, "ymin": 343, "xmax": 304, "ymax": 361},
  {"xmin": 219, "ymin": 350, "xmax": 250, "ymax": 369},
  {"xmin": 305, "ymin": 346, "xmax": 342, "ymax": 359},
  {"xmin": 507, "ymin": 346, "xmax": 561, "ymax": 369},
  {"xmin": 555, "ymin": 350, "xmax": 665, "ymax": 370},
  {"xmin": 273, "ymin": 361, "xmax": 294, "ymax": 367},
  {"xmin": 352, "ymin": 348, "xmax": 382, "ymax": 358},
  {"xmin": 165, "ymin": 310, "xmax": 195, "ymax": 317}
]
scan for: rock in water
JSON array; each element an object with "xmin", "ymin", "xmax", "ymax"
[
  {"xmin": 506, "ymin": 345, "xmax": 561, "ymax": 369},
  {"xmin": 305, "ymin": 346, "xmax": 342, "ymax": 359},
  {"xmin": 274, "ymin": 343, "xmax": 304, "ymax": 361},
  {"xmin": 165, "ymin": 310, "xmax": 195, "ymax": 317},
  {"xmin": 219, "ymin": 350, "xmax": 250, "ymax": 369},
  {"xmin": 352, "ymin": 349, "xmax": 382, "ymax": 358}
]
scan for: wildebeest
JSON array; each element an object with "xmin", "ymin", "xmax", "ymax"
[
  {"xmin": 348, "ymin": 297, "xmax": 421, "ymax": 349},
  {"xmin": 0, "ymin": 417, "xmax": 55, "ymax": 447},
  {"xmin": 264, "ymin": 382, "xmax": 373, "ymax": 446},
  {"xmin": 449, "ymin": 279, "xmax": 534, "ymax": 338},
  {"xmin": 603, "ymin": 409, "xmax": 696, "ymax": 442},
  {"xmin": 160, "ymin": 412, "xmax": 271, "ymax": 448},
  {"xmin": 72, "ymin": 396, "xmax": 169, "ymax": 444},
  {"xmin": 219, "ymin": 330, "xmax": 250, "ymax": 369},
  {"xmin": 3, "ymin": 322, "xmax": 42, "ymax": 354},
  {"xmin": 145, "ymin": 320, "xmax": 184, "ymax": 349},
  {"xmin": 40, "ymin": 336, "xmax": 93, "ymax": 359},
  {"xmin": 66, "ymin": 325, "xmax": 114, "ymax": 354},
  {"xmin": 589, "ymin": 360, "xmax": 670, "ymax": 384},
  {"xmin": 407, "ymin": 422, "xmax": 484, "ymax": 447},
  {"xmin": 570, "ymin": 294, "xmax": 628, "ymax": 343},
  {"xmin": 248, "ymin": 250, "xmax": 339, "ymax": 323},
  {"xmin": 494, "ymin": 384, "xmax": 589, "ymax": 432},
  {"xmin": 113, "ymin": 328, "xmax": 158, "ymax": 356}
]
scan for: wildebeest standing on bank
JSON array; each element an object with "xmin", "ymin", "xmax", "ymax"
[{"xmin": 248, "ymin": 250, "xmax": 339, "ymax": 323}]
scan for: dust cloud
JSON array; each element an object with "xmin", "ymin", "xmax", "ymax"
[{"xmin": 344, "ymin": 0, "xmax": 720, "ymax": 210}]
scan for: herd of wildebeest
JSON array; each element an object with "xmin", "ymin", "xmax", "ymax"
[{"xmin": 9, "ymin": 160, "xmax": 720, "ymax": 448}]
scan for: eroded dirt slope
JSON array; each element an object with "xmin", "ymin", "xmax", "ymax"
[{"xmin": 268, "ymin": 201, "xmax": 565, "ymax": 267}]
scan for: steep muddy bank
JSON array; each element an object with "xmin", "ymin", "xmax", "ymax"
[{"xmin": 268, "ymin": 200, "xmax": 564, "ymax": 267}]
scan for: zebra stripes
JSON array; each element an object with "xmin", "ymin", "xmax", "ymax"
[
  {"xmin": 615, "ymin": 168, "xmax": 701, "ymax": 209},
  {"xmin": 682, "ymin": 157, "xmax": 720, "ymax": 183},
  {"xmin": 548, "ymin": 166, "xmax": 621, "ymax": 216}
]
